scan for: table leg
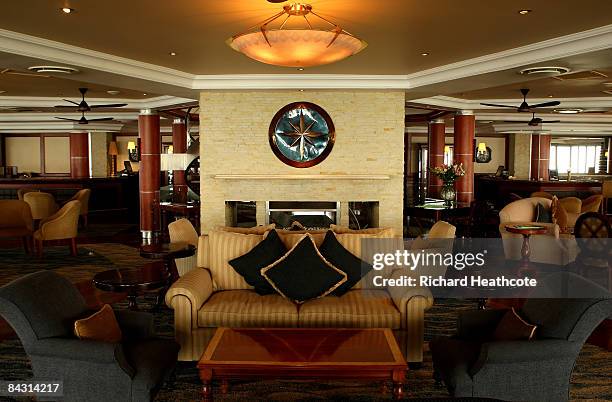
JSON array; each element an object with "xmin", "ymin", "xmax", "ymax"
[
  {"xmin": 518, "ymin": 234, "xmax": 534, "ymax": 277},
  {"xmin": 127, "ymin": 293, "xmax": 139, "ymax": 311},
  {"xmin": 392, "ymin": 382, "xmax": 404, "ymax": 400},
  {"xmin": 202, "ymin": 381, "xmax": 213, "ymax": 402}
]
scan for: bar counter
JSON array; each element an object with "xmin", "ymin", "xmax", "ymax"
[{"xmin": 0, "ymin": 175, "xmax": 139, "ymax": 222}]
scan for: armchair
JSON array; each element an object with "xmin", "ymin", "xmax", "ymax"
[
  {"xmin": 0, "ymin": 271, "xmax": 179, "ymax": 402},
  {"xmin": 0, "ymin": 200, "xmax": 33, "ymax": 253},
  {"xmin": 23, "ymin": 191, "xmax": 58, "ymax": 224},
  {"xmin": 168, "ymin": 218, "xmax": 199, "ymax": 277},
  {"xmin": 33, "ymin": 200, "xmax": 81, "ymax": 257},
  {"xmin": 431, "ymin": 274, "xmax": 612, "ymax": 402},
  {"xmin": 67, "ymin": 189, "xmax": 91, "ymax": 227}
]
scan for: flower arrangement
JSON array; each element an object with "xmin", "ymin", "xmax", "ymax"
[{"xmin": 431, "ymin": 163, "xmax": 465, "ymax": 184}]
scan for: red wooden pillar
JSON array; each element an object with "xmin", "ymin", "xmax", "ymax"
[
  {"xmin": 453, "ymin": 111, "xmax": 475, "ymax": 204},
  {"xmin": 608, "ymin": 139, "xmax": 612, "ymax": 174},
  {"xmin": 530, "ymin": 134, "xmax": 551, "ymax": 181},
  {"xmin": 172, "ymin": 118, "xmax": 188, "ymax": 203},
  {"xmin": 427, "ymin": 119, "xmax": 445, "ymax": 198},
  {"xmin": 138, "ymin": 110, "xmax": 161, "ymax": 240},
  {"xmin": 70, "ymin": 133, "xmax": 89, "ymax": 178}
]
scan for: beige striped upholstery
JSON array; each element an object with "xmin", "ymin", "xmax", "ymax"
[
  {"xmin": 299, "ymin": 290, "xmax": 400, "ymax": 329},
  {"xmin": 165, "ymin": 268, "xmax": 214, "ymax": 361},
  {"xmin": 276, "ymin": 231, "xmax": 326, "ymax": 249},
  {"xmin": 207, "ymin": 230, "xmax": 262, "ymax": 290},
  {"xmin": 330, "ymin": 225, "xmax": 396, "ymax": 237},
  {"xmin": 215, "ymin": 224, "xmax": 275, "ymax": 234},
  {"xmin": 197, "ymin": 235, "xmax": 210, "ymax": 268},
  {"xmin": 198, "ymin": 290, "xmax": 298, "ymax": 327},
  {"xmin": 169, "ymin": 219, "xmax": 200, "ymax": 276}
]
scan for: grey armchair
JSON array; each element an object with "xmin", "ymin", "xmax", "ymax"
[
  {"xmin": 0, "ymin": 271, "xmax": 179, "ymax": 402},
  {"xmin": 431, "ymin": 274, "xmax": 612, "ymax": 402}
]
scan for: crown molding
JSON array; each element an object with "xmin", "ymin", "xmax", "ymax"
[
  {"xmin": 0, "ymin": 112, "xmax": 140, "ymax": 122},
  {"xmin": 412, "ymin": 95, "xmax": 612, "ymax": 110},
  {"xmin": 493, "ymin": 122, "xmax": 612, "ymax": 136},
  {"xmin": 0, "ymin": 24, "xmax": 610, "ymax": 90},
  {"xmin": 0, "ymin": 121, "xmax": 123, "ymax": 133},
  {"xmin": 0, "ymin": 95, "xmax": 195, "ymax": 109}
]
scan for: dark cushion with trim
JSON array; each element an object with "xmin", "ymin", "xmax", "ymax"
[
  {"xmin": 229, "ymin": 229, "xmax": 287, "ymax": 295},
  {"xmin": 261, "ymin": 234, "xmax": 347, "ymax": 304},
  {"xmin": 535, "ymin": 203, "xmax": 552, "ymax": 223},
  {"xmin": 319, "ymin": 230, "xmax": 373, "ymax": 296},
  {"xmin": 493, "ymin": 308, "xmax": 537, "ymax": 341}
]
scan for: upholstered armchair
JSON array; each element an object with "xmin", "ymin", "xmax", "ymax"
[
  {"xmin": 0, "ymin": 271, "xmax": 179, "ymax": 402},
  {"xmin": 34, "ymin": 200, "xmax": 80, "ymax": 257},
  {"xmin": 17, "ymin": 187, "xmax": 39, "ymax": 201},
  {"xmin": 168, "ymin": 218, "xmax": 199, "ymax": 276},
  {"xmin": 530, "ymin": 191, "xmax": 553, "ymax": 199},
  {"xmin": 67, "ymin": 189, "xmax": 91, "ymax": 227},
  {"xmin": 0, "ymin": 200, "xmax": 34, "ymax": 253},
  {"xmin": 580, "ymin": 194, "xmax": 603, "ymax": 213},
  {"xmin": 431, "ymin": 273, "xmax": 612, "ymax": 402},
  {"xmin": 499, "ymin": 197, "xmax": 577, "ymax": 265},
  {"xmin": 23, "ymin": 191, "xmax": 58, "ymax": 224}
]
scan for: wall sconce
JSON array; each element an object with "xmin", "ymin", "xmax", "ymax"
[
  {"xmin": 167, "ymin": 145, "xmax": 174, "ymax": 154},
  {"xmin": 127, "ymin": 140, "xmax": 140, "ymax": 162},
  {"xmin": 477, "ymin": 142, "xmax": 487, "ymax": 154},
  {"xmin": 444, "ymin": 145, "xmax": 451, "ymax": 154},
  {"xmin": 475, "ymin": 141, "xmax": 492, "ymax": 163},
  {"xmin": 606, "ymin": 151, "xmax": 609, "ymax": 158}
]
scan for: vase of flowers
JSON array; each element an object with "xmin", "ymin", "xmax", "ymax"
[{"xmin": 431, "ymin": 163, "xmax": 465, "ymax": 206}]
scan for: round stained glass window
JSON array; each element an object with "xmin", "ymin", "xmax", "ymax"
[{"xmin": 269, "ymin": 102, "xmax": 335, "ymax": 168}]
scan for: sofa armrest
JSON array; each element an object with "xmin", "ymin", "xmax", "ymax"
[
  {"xmin": 470, "ymin": 339, "xmax": 577, "ymax": 376},
  {"xmin": 29, "ymin": 337, "xmax": 134, "ymax": 377},
  {"xmin": 165, "ymin": 267, "xmax": 213, "ymax": 313},
  {"xmin": 456, "ymin": 309, "xmax": 507, "ymax": 341},
  {"xmin": 387, "ymin": 268, "xmax": 433, "ymax": 315},
  {"xmin": 114, "ymin": 309, "xmax": 155, "ymax": 340}
]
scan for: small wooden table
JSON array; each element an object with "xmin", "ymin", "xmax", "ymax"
[
  {"xmin": 93, "ymin": 262, "xmax": 171, "ymax": 310},
  {"xmin": 140, "ymin": 241, "xmax": 196, "ymax": 282},
  {"xmin": 198, "ymin": 328, "xmax": 407, "ymax": 401},
  {"xmin": 504, "ymin": 224, "xmax": 548, "ymax": 275}
]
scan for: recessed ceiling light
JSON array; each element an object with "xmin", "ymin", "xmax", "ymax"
[
  {"xmin": 298, "ymin": 89, "xmax": 304, "ymax": 92},
  {"xmin": 554, "ymin": 108, "xmax": 583, "ymax": 114},
  {"xmin": 518, "ymin": 9, "xmax": 532, "ymax": 15},
  {"xmin": 297, "ymin": 67, "xmax": 304, "ymax": 71},
  {"xmin": 548, "ymin": 94, "xmax": 554, "ymax": 98},
  {"xmin": 28, "ymin": 65, "xmax": 79, "ymax": 74},
  {"xmin": 169, "ymin": 52, "xmax": 177, "ymax": 56},
  {"xmin": 61, "ymin": 7, "xmax": 74, "ymax": 14},
  {"xmin": 519, "ymin": 66, "xmax": 570, "ymax": 75},
  {"xmin": 106, "ymin": 90, "xmax": 120, "ymax": 95},
  {"xmin": 143, "ymin": 93, "xmax": 148, "ymax": 96},
  {"xmin": 421, "ymin": 52, "xmax": 429, "ymax": 56}
]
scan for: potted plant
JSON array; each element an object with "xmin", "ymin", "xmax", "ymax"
[{"xmin": 431, "ymin": 163, "xmax": 465, "ymax": 206}]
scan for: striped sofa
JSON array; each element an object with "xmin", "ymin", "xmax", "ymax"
[{"xmin": 166, "ymin": 229, "xmax": 444, "ymax": 363}]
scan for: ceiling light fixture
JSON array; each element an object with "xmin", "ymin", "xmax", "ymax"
[
  {"xmin": 107, "ymin": 90, "xmax": 120, "ymax": 95},
  {"xmin": 519, "ymin": 66, "xmax": 570, "ymax": 75},
  {"xmin": 61, "ymin": 7, "xmax": 74, "ymax": 14},
  {"xmin": 169, "ymin": 52, "xmax": 177, "ymax": 56},
  {"xmin": 227, "ymin": 3, "xmax": 367, "ymax": 68},
  {"xmin": 518, "ymin": 9, "xmax": 532, "ymax": 15},
  {"xmin": 28, "ymin": 65, "xmax": 79, "ymax": 74},
  {"xmin": 554, "ymin": 108, "xmax": 583, "ymax": 114},
  {"xmin": 421, "ymin": 52, "xmax": 429, "ymax": 56}
]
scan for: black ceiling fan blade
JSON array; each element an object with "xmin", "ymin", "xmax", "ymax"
[
  {"xmin": 54, "ymin": 105, "xmax": 80, "ymax": 108},
  {"xmin": 541, "ymin": 120, "xmax": 561, "ymax": 123},
  {"xmin": 54, "ymin": 117, "xmax": 81, "ymax": 122},
  {"xmin": 480, "ymin": 103, "xmax": 518, "ymax": 108},
  {"xmin": 529, "ymin": 101, "xmax": 561, "ymax": 108},
  {"xmin": 89, "ymin": 103, "xmax": 128, "ymax": 109},
  {"xmin": 86, "ymin": 117, "xmax": 114, "ymax": 122},
  {"xmin": 502, "ymin": 120, "xmax": 528, "ymax": 123},
  {"xmin": 61, "ymin": 99, "xmax": 80, "ymax": 106}
]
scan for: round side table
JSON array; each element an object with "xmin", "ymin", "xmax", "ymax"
[
  {"xmin": 504, "ymin": 224, "xmax": 548, "ymax": 275},
  {"xmin": 93, "ymin": 262, "xmax": 171, "ymax": 310},
  {"xmin": 140, "ymin": 241, "xmax": 196, "ymax": 281}
]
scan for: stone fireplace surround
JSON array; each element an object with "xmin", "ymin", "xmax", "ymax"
[{"xmin": 199, "ymin": 90, "xmax": 406, "ymax": 235}]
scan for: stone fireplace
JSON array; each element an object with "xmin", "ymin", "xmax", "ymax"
[{"xmin": 199, "ymin": 90, "xmax": 405, "ymax": 235}]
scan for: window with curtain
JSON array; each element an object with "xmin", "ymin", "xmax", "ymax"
[{"xmin": 550, "ymin": 144, "xmax": 602, "ymax": 174}]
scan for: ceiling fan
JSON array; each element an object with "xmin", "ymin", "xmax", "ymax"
[
  {"xmin": 55, "ymin": 87, "xmax": 127, "ymax": 112},
  {"xmin": 504, "ymin": 112, "xmax": 560, "ymax": 127},
  {"xmin": 55, "ymin": 111, "xmax": 114, "ymax": 125},
  {"xmin": 481, "ymin": 88, "xmax": 560, "ymax": 112}
]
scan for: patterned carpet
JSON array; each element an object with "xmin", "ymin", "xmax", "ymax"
[{"xmin": 0, "ymin": 243, "xmax": 611, "ymax": 401}]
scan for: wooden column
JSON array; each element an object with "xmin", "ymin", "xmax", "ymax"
[
  {"xmin": 530, "ymin": 134, "xmax": 551, "ymax": 181},
  {"xmin": 138, "ymin": 110, "xmax": 161, "ymax": 240},
  {"xmin": 69, "ymin": 133, "xmax": 89, "ymax": 178},
  {"xmin": 453, "ymin": 111, "xmax": 475, "ymax": 204},
  {"xmin": 172, "ymin": 118, "xmax": 188, "ymax": 202},
  {"xmin": 608, "ymin": 139, "xmax": 612, "ymax": 174},
  {"xmin": 427, "ymin": 119, "xmax": 445, "ymax": 198}
]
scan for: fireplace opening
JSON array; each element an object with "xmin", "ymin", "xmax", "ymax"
[{"xmin": 267, "ymin": 201, "xmax": 339, "ymax": 229}]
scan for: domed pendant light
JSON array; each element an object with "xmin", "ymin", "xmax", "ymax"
[{"xmin": 227, "ymin": 3, "xmax": 367, "ymax": 68}]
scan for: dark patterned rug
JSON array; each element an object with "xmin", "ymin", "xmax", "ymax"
[{"xmin": 0, "ymin": 244, "xmax": 610, "ymax": 401}]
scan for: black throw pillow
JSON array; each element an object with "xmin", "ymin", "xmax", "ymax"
[
  {"xmin": 229, "ymin": 229, "xmax": 287, "ymax": 295},
  {"xmin": 319, "ymin": 230, "xmax": 373, "ymax": 297},
  {"xmin": 535, "ymin": 203, "xmax": 552, "ymax": 223},
  {"xmin": 261, "ymin": 234, "xmax": 347, "ymax": 304}
]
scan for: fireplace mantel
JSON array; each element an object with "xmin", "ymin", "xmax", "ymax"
[{"xmin": 213, "ymin": 174, "xmax": 391, "ymax": 180}]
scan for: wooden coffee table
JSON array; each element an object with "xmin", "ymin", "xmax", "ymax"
[{"xmin": 197, "ymin": 328, "xmax": 407, "ymax": 401}]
